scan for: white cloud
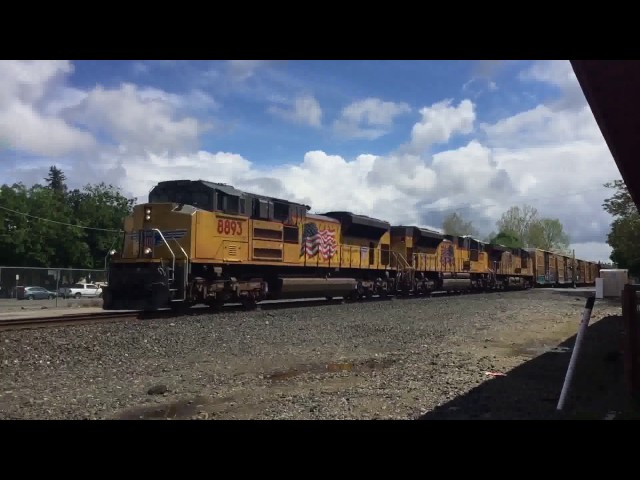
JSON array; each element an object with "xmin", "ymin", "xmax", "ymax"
[
  {"xmin": 570, "ymin": 242, "xmax": 612, "ymax": 264},
  {"xmin": 462, "ymin": 77, "xmax": 498, "ymax": 97},
  {"xmin": 519, "ymin": 60, "xmax": 577, "ymax": 89},
  {"xmin": 109, "ymin": 151, "xmax": 253, "ymax": 200},
  {"xmin": 0, "ymin": 103, "xmax": 95, "ymax": 157},
  {"xmin": 481, "ymin": 103, "xmax": 600, "ymax": 148},
  {"xmin": 333, "ymin": 98, "xmax": 411, "ymax": 140},
  {"xmin": 42, "ymin": 87, "xmax": 88, "ymax": 116},
  {"xmin": 65, "ymin": 83, "xmax": 207, "ymax": 156},
  {"xmin": 431, "ymin": 140, "xmax": 512, "ymax": 196},
  {"xmin": 0, "ymin": 60, "xmax": 95, "ymax": 156},
  {"xmin": 519, "ymin": 60, "xmax": 587, "ymax": 111},
  {"xmin": 267, "ymin": 94, "xmax": 322, "ymax": 127},
  {"xmin": 0, "ymin": 60, "xmax": 72, "ymax": 106},
  {"xmin": 407, "ymin": 99, "xmax": 475, "ymax": 153},
  {"xmin": 137, "ymin": 86, "xmax": 218, "ymax": 112}
]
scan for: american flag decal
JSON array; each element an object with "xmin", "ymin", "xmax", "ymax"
[
  {"xmin": 440, "ymin": 239, "xmax": 455, "ymax": 269},
  {"xmin": 301, "ymin": 222, "xmax": 337, "ymax": 259}
]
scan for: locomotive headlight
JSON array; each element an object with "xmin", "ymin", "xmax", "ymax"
[
  {"xmin": 145, "ymin": 207, "xmax": 151, "ymax": 215},
  {"xmin": 143, "ymin": 247, "xmax": 152, "ymax": 255},
  {"xmin": 145, "ymin": 214, "xmax": 151, "ymax": 221}
]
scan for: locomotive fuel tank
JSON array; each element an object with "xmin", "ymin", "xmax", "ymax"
[
  {"xmin": 274, "ymin": 277, "xmax": 358, "ymax": 299},
  {"xmin": 440, "ymin": 272, "xmax": 472, "ymax": 290}
]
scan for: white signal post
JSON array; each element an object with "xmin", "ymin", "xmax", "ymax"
[{"xmin": 557, "ymin": 295, "xmax": 596, "ymax": 412}]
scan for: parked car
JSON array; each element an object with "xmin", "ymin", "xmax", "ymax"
[
  {"xmin": 58, "ymin": 283, "xmax": 103, "ymax": 299},
  {"xmin": 20, "ymin": 286, "xmax": 58, "ymax": 300}
]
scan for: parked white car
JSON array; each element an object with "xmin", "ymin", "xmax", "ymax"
[{"xmin": 59, "ymin": 283, "xmax": 103, "ymax": 299}]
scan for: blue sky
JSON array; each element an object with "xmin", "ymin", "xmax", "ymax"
[
  {"xmin": 65, "ymin": 60, "xmax": 548, "ymax": 162},
  {"xmin": 0, "ymin": 60, "xmax": 623, "ymax": 262}
]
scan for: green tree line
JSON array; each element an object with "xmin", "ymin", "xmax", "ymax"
[
  {"xmin": 0, "ymin": 166, "xmax": 135, "ymax": 268},
  {"xmin": 441, "ymin": 205, "xmax": 571, "ymax": 254},
  {"xmin": 602, "ymin": 179, "xmax": 640, "ymax": 275}
]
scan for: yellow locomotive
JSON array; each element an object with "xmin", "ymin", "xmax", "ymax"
[{"xmin": 103, "ymin": 180, "xmax": 599, "ymax": 311}]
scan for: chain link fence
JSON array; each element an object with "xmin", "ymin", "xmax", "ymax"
[{"xmin": 0, "ymin": 266, "xmax": 107, "ymax": 310}]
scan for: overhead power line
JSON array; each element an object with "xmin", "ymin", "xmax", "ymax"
[{"xmin": 0, "ymin": 204, "xmax": 123, "ymax": 233}]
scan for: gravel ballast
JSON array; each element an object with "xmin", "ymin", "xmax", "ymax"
[{"xmin": 0, "ymin": 289, "xmax": 625, "ymax": 420}]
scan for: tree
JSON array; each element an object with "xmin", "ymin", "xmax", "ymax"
[
  {"xmin": 494, "ymin": 204, "xmax": 570, "ymax": 251},
  {"xmin": 442, "ymin": 212, "xmax": 479, "ymax": 237},
  {"xmin": 487, "ymin": 231, "xmax": 523, "ymax": 248},
  {"xmin": 0, "ymin": 183, "xmax": 31, "ymax": 265},
  {"xmin": 0, "ymin": 168, "xmax": 135, "ymax": 270},
  {"xmin": 603, "ymin": 180, "xmax": 640, "ymax": 275},
  {"xmin": 68, "ymin": 182, "xmax": 134, "ymax": 268},
  {"xmin": 45, "ymin": 165, "xmax": 67, "ymax": 196},
  {"xmin": 24, "ymin": 184, "xmax": 91, "ymax": 268},
  {"xmin": 527, "ymin": 218, "xmax": 570, "ymax": 253},
  {"xmin": 495, "ymin": 204, "xmax": 539, "ymax": 245}
]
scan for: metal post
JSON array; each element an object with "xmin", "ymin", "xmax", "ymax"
[
  {"xmin": 55, "ymin": 268, "xmax": 60, "ymax": 308},
  {"xmin": 104, "ymin": 237, "xmax": 118, "ymax": 284},
  {"xmin": 557, "ymin": 295, "xmax": 596, "ymax": 411},
  {"xmin": 622, "ymin": 284, "xmax": 640, "ymax": 404}
]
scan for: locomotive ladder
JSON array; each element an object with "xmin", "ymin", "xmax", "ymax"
[
  {"xmin": 391, "ymin": 251, "xmax": 415, "ymax": 287},
  {"xmin": 152, "ymin": 228, "xmax": 190, "ymax": 301},
  {"xmin": 171, "ymin": 238, "xmax": 189, "ymax": 301}
]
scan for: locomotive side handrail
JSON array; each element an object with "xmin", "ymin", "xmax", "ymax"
[
  {"xmin": 172, "ymin": 238, "xmax": 189, "ymax": 301},
  {"xmin": 152, "ymin": 228, "xmax": 176, "ymax": 283},
  {"xmin": 391, "ymin": 251, "xmax": 412, "ymax": 270}
]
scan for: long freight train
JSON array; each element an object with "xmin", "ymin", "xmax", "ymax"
[{"xmin": 102, "ymin": 180, "xmax": 600, "ymax": 311}]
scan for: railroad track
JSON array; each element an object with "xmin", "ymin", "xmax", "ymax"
[
  {"xmin": 0, "ymin": 288, "xmax": 528, "ymax": 331},
  {"xmin": 0, "ymin": 311, "xmax": 142, "ymax": 331}
]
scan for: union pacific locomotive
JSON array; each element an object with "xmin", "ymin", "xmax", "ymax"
[{"xmin": 102, "ymin": 180, "xmax": 600, "ymax": 311}]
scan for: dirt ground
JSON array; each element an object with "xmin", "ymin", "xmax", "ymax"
[
  {"xmin": 423, "ymin": 291, "xmax": 632, "ymax": 420},
  {"xmin": 0, "ymin": 288, "xmax": 634, "ymax": 420}
]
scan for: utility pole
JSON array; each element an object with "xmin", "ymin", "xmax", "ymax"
[{"xmin": 572, "ymin": 249, "xmax": 576, "ymax": 289}]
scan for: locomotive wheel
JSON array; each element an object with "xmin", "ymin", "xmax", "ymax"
[
  {"xmin": 240, "ymin": 297, "xmax": 258, "ymax": 311},
  {"xmin": 207, "ymin": 298, "xmax": 225, "ymax": 311}
]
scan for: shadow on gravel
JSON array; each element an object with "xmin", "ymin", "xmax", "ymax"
[{"xmin": 419, "ymin": 313, "xmax": 633, "ymax": 420}]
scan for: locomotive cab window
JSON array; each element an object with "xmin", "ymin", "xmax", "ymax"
[
  {"xmin": 253, "ymin": 198, "xmax": 272, "ymax": 220},
  {"xmin": 273, "ymin": 201, "xmax": 289, "ymax": 222},
  {"xmin": 216, "ymin": 192, "xmax": 240, "ymax": 215},
  {"xmin": 469, "ymin": 238, "xmax": 482, "ymax": 261},
  {"xmin": 191, "ymin": 191, "xmax": 211, "ymax": 209},
  {"xmin": 381, "ymin": 244, "xmax": 390, "ymax": 266}
]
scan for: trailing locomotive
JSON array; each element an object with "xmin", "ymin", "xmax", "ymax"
[{"xmin": 102, "ymin": 180, "xmax": 600, "ymax": 311}]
